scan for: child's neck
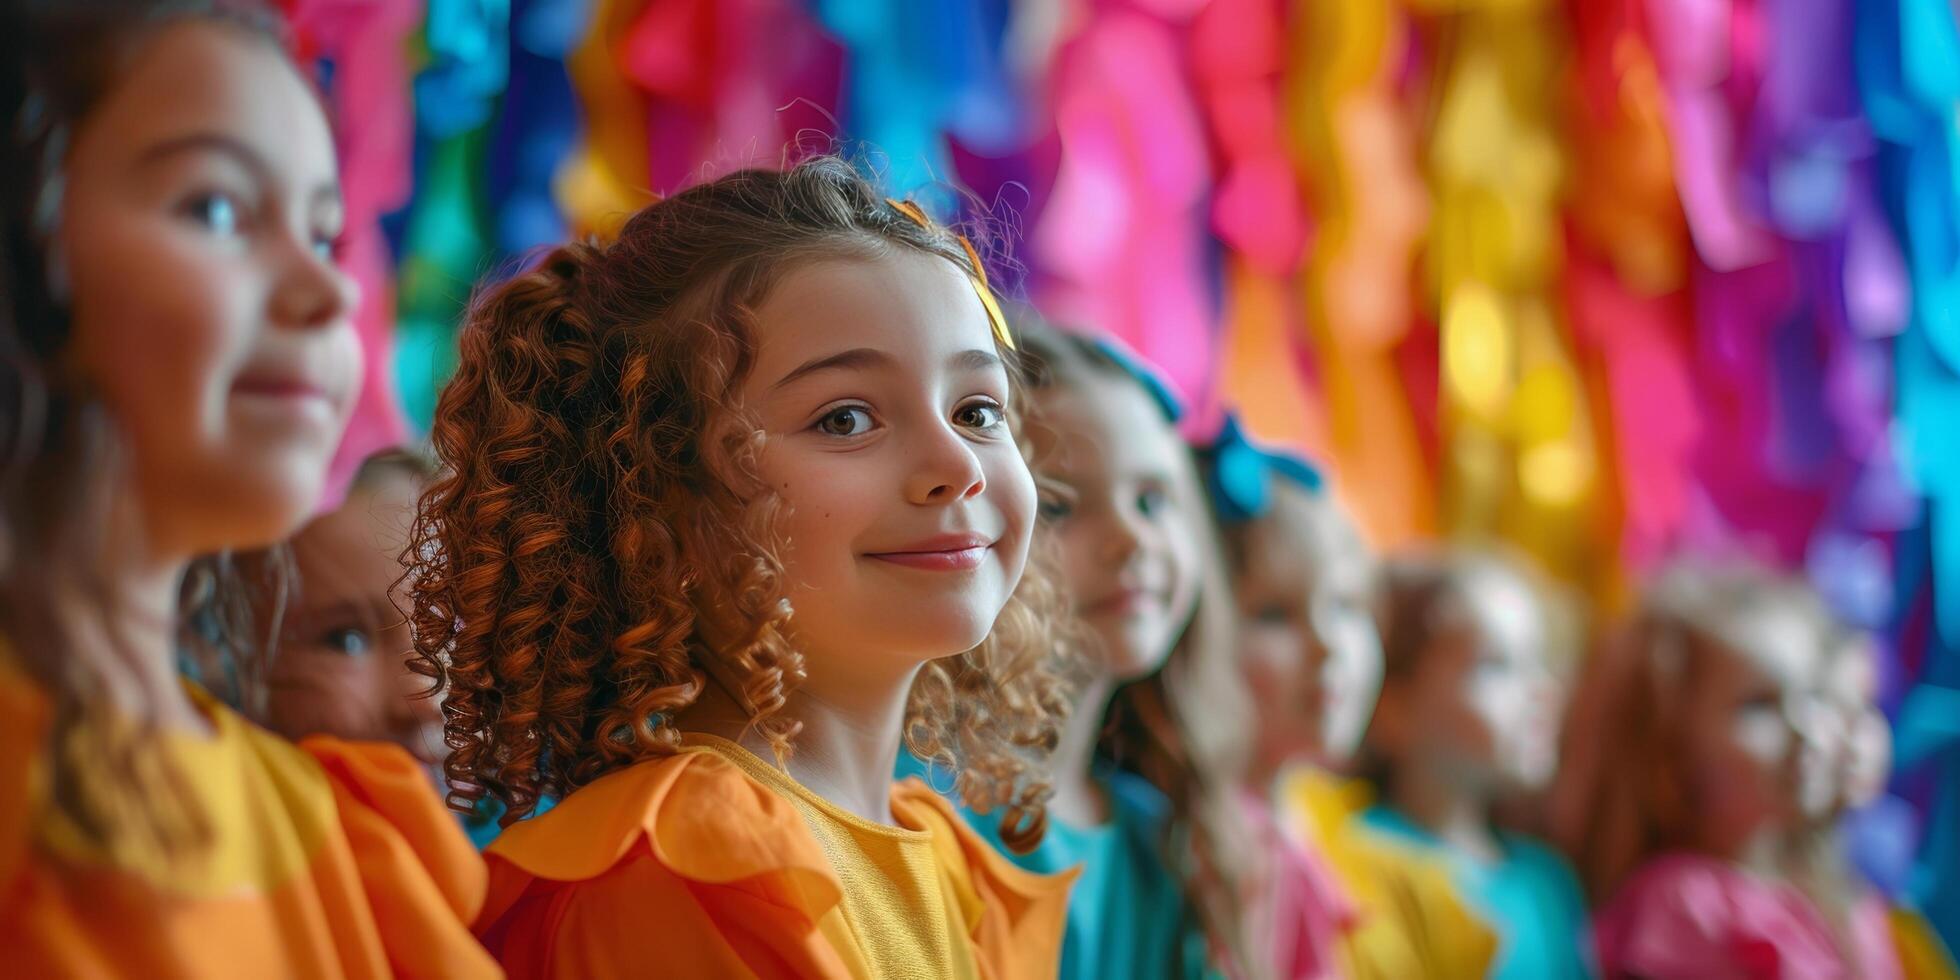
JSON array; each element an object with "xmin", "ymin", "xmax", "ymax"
[
  {"xmin": 685, "ymin": 664, "xmax": 917, "ymax": 827},
  {"xmin": 1243, "ymin": 740, "xmax": 1294, "ymax": 795},
  {"xmin": 1731, "ymin": 823, "xmax": 1792, "ymax": 878},
  {"xmin": 64, "ymin": 521, "xmax": 206, "ymax": 734},
  {"xmin": 1390, "ymin": 765, "xmax": 1503, "ymax": 864},
  {"xmin": 1046, "ymin": 672, "xmax": 1118, "ymax": 828}
]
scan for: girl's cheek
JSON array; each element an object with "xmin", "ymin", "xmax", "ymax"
[
  {"xmin": 1053, "ymin": 524, "xmax": 1105, "ymax": 611},
  {"xmin": 1728, "ymin": 708, "xmax": 1794, "ymax": 786},
  {"xmin": 1461, "ymin": 673, "xmax": 1510, "ymax": 743},
  {"xmin": 268, "ymin": 658, "xmax": 372, "ymax": 738},
  {"xmin": 1242, "ymin": 630, "xmax": 1303, "ymax": 693}
]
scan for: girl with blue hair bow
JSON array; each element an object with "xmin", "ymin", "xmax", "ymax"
[{"xmin": 1195, "ymin": 418, "xmax": 1502, "ymax": 979}]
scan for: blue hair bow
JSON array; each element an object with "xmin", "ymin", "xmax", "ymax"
[
  {"xmin": 1202, "ymin": 413, "xmax": 1325, "ymax": 523},
  {"xmin": 1089, "ymin": 336, "xmax": 1184, "ymax": 423}
]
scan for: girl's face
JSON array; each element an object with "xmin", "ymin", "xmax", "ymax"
[
  {"xmin": 741, "ymin": 250, "xmax": 1035, "ymax": 688},
  {"xmin": 1681, "ymin": 603, "xmax": 1829, "ymax": 855},
  {"xmin": 57, "ymin": 22, "xmax": 359, "ymax": 560},
  {"xmin": 1233, "ymin": 486, "xmax": 1383, "ymax": 765},
  {"xmin": 265, "ymin": 469, "xmax": 443, "ymax": 766},
  {"xmin": 1393, "ymin": 569, "xmax": 1561, "ymax": 796},
  {"xmin": 1027, "ymin": 373, "xmax": 1203, "ymax": 681}
]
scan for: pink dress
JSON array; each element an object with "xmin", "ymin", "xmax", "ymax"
[
  {"xmin": 1594, "ymin": 853, "xmax": 1846, "ymax": 979},
  {"xmin": 1241, "ymin": 791, "xmax": 1358, "ymax": 979},
  {"xmin": 1844, "ymin": 893, "xmax": 1908, "ymax": 980}
]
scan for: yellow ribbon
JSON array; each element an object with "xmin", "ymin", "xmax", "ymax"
[{"xmin": 886, "ymin": 198, "xmax": 1016, "ymax": 351}]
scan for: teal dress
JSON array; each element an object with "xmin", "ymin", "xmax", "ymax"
[
  {"xmin": 1361, "ymin": 805, "xmax": 1595, "ymax": 979},
  {"xmin": 898, "ymin": 754, "xmax": 1217, "ymax": 979}
]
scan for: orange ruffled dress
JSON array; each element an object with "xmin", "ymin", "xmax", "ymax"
[
  {"xmin": 478, "ymin": 732, "xmax": 1074, "ymax": 979},
  {"xmin": 0, "ymin": 661, "xmax": 499, "ymax": 979}
]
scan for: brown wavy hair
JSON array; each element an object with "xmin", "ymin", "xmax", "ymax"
[
  {"xmin": 1013, "ymin": 320, "xmax": 1258, "ymax": 976},
  {"xmin": 408, "ymin": 157, "xmax": 1074, "ymax": 848},
  {"xmin": 0, "ymin": 0, "xmax": 292, "ymax": 861},
  {"xmin": 1549, "ymin": 557, "xmax": 1832, "ymax": 901}
]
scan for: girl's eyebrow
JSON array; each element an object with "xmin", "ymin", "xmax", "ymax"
[
  {"xmin": 139, "ymin": 131, "xmax": 264, "ymax": 170},
  {"xmin": 1036, "ymin": 474, "xmax": 1078, "ymax": 497},
  {"xmin": 137, "ymin": 131, "xmax": 341, "ymax": 208},
  {"xmin": 771, "ymin": 347, "xmax": 892, "ymax": 390},
  {"xmin": 770, "ymin": 346, "xmax": 1001, "ymax": 390},
  {"xmin": 948, "ymin": 348, "xmax": 1002, "ymax": 373},
  {"xmin": 284, "ymin": 596, "xmax": 403, "ymax": 633}
]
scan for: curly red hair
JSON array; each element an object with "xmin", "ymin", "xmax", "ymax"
[{"xmin": 407, "ymin": 157, "xmax": 1073, "ymax": 847}]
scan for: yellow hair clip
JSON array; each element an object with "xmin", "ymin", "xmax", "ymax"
[
  {"xmin": 885, "ymin": 197, "xmax": 1017, "ymax": 351},
  {"xmin": 957, "ymin": 234, "xmax": 1014, "ymax": 351},
  {"xmin": 887, "ymin": 197, "xmax": 931, "ymax": 228}
]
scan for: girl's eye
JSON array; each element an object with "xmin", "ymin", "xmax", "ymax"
[
  {"xmin": 816, "ymin": 406, "xmax": 875, "ymax": 437},
  {"xmin": 1737, "ymin": 690, "xmax": 1783, "ymax": 714},
  {"xmin": 322, "ymin": 627, "xmax": 371, "ymax": 657},
  {"xmin": 954, "ymin": 401, "xmax": 1006, "ymax": 430},
  {"xmin": 1251, "ymin": 602, "xmax": 1294, "ymax": 625},
  {"xmin": 1136, "ymin": 485, "xmax": 1170, "ymax": 518},
  {"xmin": 311, "ymin": 230, "xmax": 341, "ymax": 262},
  {"xmin": 1317, "ymin": 595, "xmax": 1374, "ymax": 639},
  {"xmin": 1038, "ymin": 496, "xmax": 1075, "ymax": 522},
  {"xmin": 185, "ymin": 192, "xmax": 242, "ymax": 237},
  {"xmin": 1036, "ymin": 479, "xmax": 1076, "ymax": 522}
]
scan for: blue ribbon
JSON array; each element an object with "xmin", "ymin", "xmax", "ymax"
[
  {"xmin": 1088, "ymin": 336, "xmax": 1184, "ymax": 423},
  {"xmin": 1199, "ymin": 412, "xmax": 1325, "ymax": 524}
]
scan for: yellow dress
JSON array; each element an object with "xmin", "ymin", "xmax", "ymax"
[
  {"xmin": 479, "ymin": 732, "xmax": 1073, "ymax": 979},
  {"xmin": 1891, "ymin": 905, "xmax": 1960, "ymax": 980},
  {"xmin": 1278, "ymin": 767, "xmax": 1498, "ymax": 979},
  {"xmin": 0, "ymin": 660, "xmax": 498, "ymax": 978}
]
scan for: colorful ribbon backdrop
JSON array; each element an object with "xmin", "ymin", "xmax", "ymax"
[{"xmin": 283, "ymin": 0, "xmax": 1960, "ymax": 940}]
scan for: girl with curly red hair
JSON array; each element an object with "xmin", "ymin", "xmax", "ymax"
[{"xmin": 412, "ymin": 156, "xmax": 1077, "ymax": 978}]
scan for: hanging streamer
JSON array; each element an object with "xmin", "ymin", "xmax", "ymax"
[{"xmin": 1285, "ymin": 0, "xmax": 1436, "ymax": 546}]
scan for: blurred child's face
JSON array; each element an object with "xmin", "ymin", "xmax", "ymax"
[
  {"xmin": 1681, "ymin": 604, "xmax": 1828, "ymax": 854},
  {"xmin": 265, "ymin": 469, "xmax": 442, "ymax": 765},
  {"xmin": 56, "ymin": 22, "xmax": 360, "ymax": 558},
  {"xmin": 1027, "ymin": 373, "xmax": 1203, "ymax": 681},
  {"xmin": 1232, "ymin": 486, "xmax": 1382, "ymax": 766},
  {"xmin": 741, "ymin": 250, "xmax": 1035, "ymax": 687},
  {"xmin": 1394, "ymin": 568, "xmax": 1560, "ymax": 796}
]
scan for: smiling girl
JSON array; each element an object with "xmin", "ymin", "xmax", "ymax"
[
  {"xmin": 0, "ymin": 2, "xmax": 494, "ymax": 975},
  {"xmin": 920, "ymin": 323, "xmax": 1255, "ymax": 978},
  {"xmin": 415, "ymin": 158, "xmax": 1076, "ymax": 978}
]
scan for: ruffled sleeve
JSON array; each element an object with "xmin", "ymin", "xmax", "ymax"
[
  {"xmin": 892, "ymin": 778, "xmax": 1076, "ymax": 980},
  {"xmin": 300, "ymin": 736, "xmax": 502, "ymax": 979},
  {"xmin": 476, "ymin": 748, "xmax": 854, "ymax": 979}
]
